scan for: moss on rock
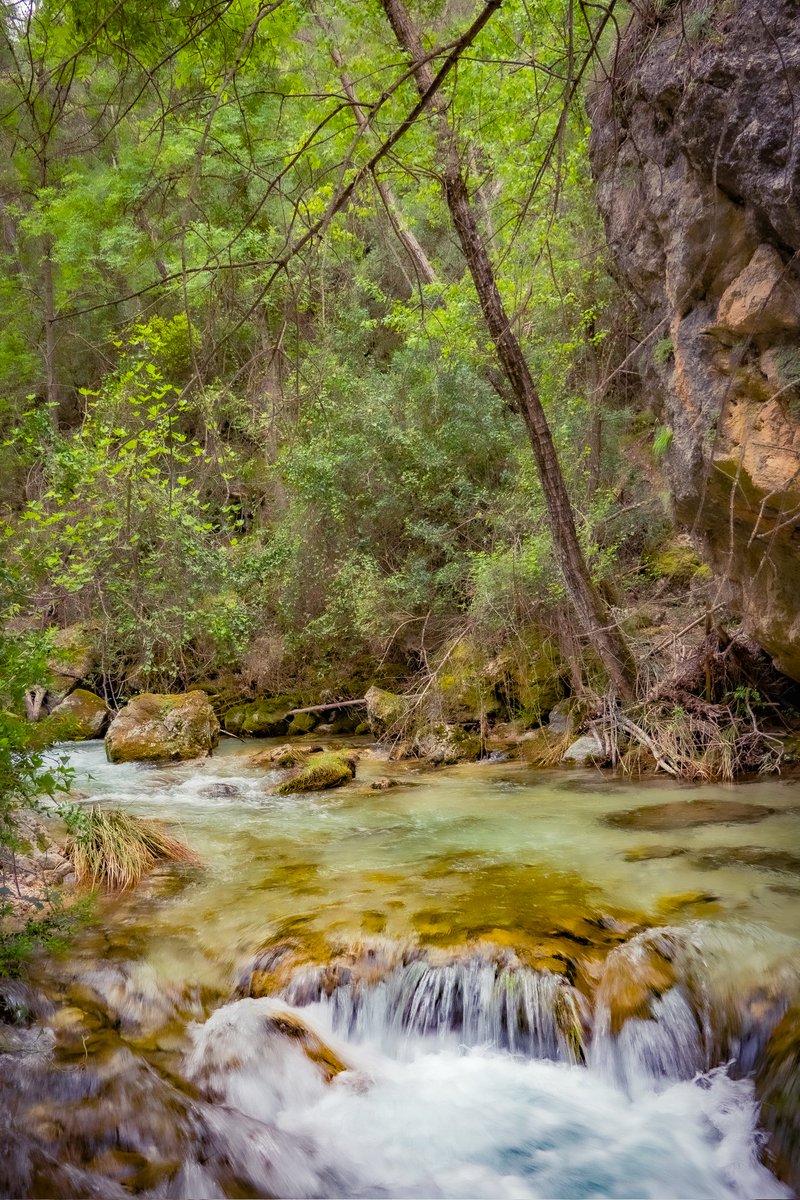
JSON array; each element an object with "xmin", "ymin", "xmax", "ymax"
[
  {"xmin": 44, "ymin": 689, "xmax": 110, "ymax": 741},
  {"xmin": 365, "ymin": 686, "xmax": 409, "ymax": 734},
  {"xmin": 275, "ymin": 751, "xmax": 357, "ymax": 794},
  {"xmin": 105, "ymin": 691, "xmax": 220, "ymax": 763},
  {"xmin": 287, "ymin": 712, "xmax": 318, "ymax": 736},
  {"xmin": 411, "ymin": 724, "xmax": 482, "ymax": 765},
  {"xmin": 644, "ymin": 536, "xmax": 711, "ymax": 584},
  {"xmin": 47, "ymin": 624, "xmax": 97, "ymax": 694},
  {"xmin": 224, "ymin": 695, "xmax": 297, "ymax": 737},
  {"xmin": 756, "ymin": 1003, "xmax": 800, "ymax": 1195}
]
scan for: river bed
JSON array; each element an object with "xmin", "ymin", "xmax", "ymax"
[{"xmin": 2, "ymin": 738, "xmax": 799, "ymax": 1198}]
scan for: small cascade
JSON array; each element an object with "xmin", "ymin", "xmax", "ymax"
[
  {"xmin": 282, "ymin": 950, "xmax": 586, "ymax": 1062},
  {"xmin": 588, "ymin": 923, "xmax": 799, "ymax": 1092}
]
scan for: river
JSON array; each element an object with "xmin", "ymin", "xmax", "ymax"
[{"xmin": 2, "ymin": 737, "xmax": 798, "ymax": 1198}]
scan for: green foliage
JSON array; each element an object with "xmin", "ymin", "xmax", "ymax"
[
  {"xmin": 0, "ymin": 0, "xmax": 659, "ymax": 696},
  {"xmin": 684, "ymin": 6, "xmax": 714, "ymax": 44},
  {"xmin": 653, "ymin": 338, "xmax": 674, "ymax": 367},
  {"xmin": 0, "ymin": 569, "xmax": 72, "ymax": 856},
  {"xmin": 653, "ymin": 425, "xmax": 674, "ymax": 459},
  {"xmin": 0, "ymin": 895, "xmax": 94, "ymax": 979}
]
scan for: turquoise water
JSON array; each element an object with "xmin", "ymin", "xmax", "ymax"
[{"xmin": 5, "ymin": 737, "xmax": 797, "ymax": 1198}]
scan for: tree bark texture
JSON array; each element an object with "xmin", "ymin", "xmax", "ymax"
[{"xmin": 380, "ymin": 0, "xmax": 636, "ymax": 699}]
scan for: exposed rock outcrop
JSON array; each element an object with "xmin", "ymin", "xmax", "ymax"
[
  {"xmin": 105, "ymin": 692, "xmax": 219, "ymax": 762},
  {"xmin": 590, "ymin": 0, "xmax": 800, "ymax": 679}
]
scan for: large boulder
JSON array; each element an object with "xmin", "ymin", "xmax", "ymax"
[
  {"xmin": 46, "ymin": 689, "xmax": 110, "ymax": 741},
  {"xmin": 105, "ymin": 692, "xmax": 219, "ymax": 763},
  {"xmin": 589, "ymin": 0, "xmax": 800, "ymax": 680},
  {"xmin": 410, "ymin": 724, "xmax": 482, "ymax": 765}
]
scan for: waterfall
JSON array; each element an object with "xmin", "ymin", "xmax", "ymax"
[{"xmin": 282, "ymin": 952, "xmax": 586, "ymax": 1062}]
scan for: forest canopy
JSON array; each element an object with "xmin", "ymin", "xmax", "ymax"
[{"xmin": 0, "ymin": 0, "xmax": 662, "ymax": 700}]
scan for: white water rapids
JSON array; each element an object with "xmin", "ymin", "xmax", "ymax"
[{"xmin": 3, "ymin": 737, "xmax": 796, "ymax": 1199}]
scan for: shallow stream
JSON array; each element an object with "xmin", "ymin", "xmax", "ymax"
[{"xmin": 3, "ymin": 739, "xmax": 799, "ymax": 1198}]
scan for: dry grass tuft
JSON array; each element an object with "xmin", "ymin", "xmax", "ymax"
[{"xmin": 69, "ymin": 807, "xmax": 199, "ymax": 891}]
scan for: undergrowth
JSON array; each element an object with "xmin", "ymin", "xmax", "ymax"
[{"xmin": 0, "ymin": 895, "xmax": 94, "ymax": 979}]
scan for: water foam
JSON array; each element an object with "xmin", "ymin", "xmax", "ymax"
[{"xmin": 184, "ymin": 996, "xmax": 788, "ymax": 1199}]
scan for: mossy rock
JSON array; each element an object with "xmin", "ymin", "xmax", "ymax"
[
  {"xmin": 411, "ymin": 724, "xmax": 482, "ymax": 765},
  {"xmin": 603, "ymin": 946, "xmax": 676, "ymax": 1035},
  {"xmin": 43, "ymin": 689, "xmax": 110, "ymax": 742},
  {"xmin": 105, "ymin": 692, "xmax": 220, "ymax": 763},
  {"xmin": 436, "ymin": 638, "xmax": 502, "ymax": 723},
  {"xmin": 365, "ymin": 686, "xmax": 409, "ymax": 734},
  {"xmin": 781, "ymin": 734, "xmax": 800, "ymax": 765},
  {"xmin": 275, "ymin": 751, "xmax": 357, "ymax": 794},
  {"xmin": 491, "ymin": 625, "xmax": 566, "ymax": 727},
  {"xmin": 644, "ymin": 536, "xmax": 712, "ymax": 584},
  {"xmin": 224, "ymin": 695, "xmax": 297, "ymax": 737},
  {"xmin": 756, "ymin": 1003, "xmax": 800, "ymax": 1195},
  {"xmin": 287, "ymin": 712, "xmax": 318, "ymax": 736},
  {"xmin": 250, "ymin": 744, "xmax": 308, "ymax": 769}
]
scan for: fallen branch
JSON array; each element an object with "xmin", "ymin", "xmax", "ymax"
[{"xmin": 286, "ymin": 699, "xmax": 367, "ymax": 716}]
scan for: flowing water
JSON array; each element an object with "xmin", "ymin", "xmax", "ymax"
[{"xmin": 2, "ymin": 737, "xmax": 799, "ymax": 1199}]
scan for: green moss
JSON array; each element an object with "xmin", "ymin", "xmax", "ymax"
[
  {"xmin": 275, "ymin": 751, "xmax": 357, "ymax": 794},
  {"xmin": 365, "ymin": 686, "xmax": 409, "ymax": 733},
  {"xmin": 287, "ymin": 712, "xmax": 318, "ymax": 736},
  {"xmin": 225, "ymin": 695, "xmax": 297, "ymax": 737},
  {"xmin": 645, "ymin": 538, "xmax": 710, "ymax": 584},
  {"xmin": 437, "ymin": 639, "xmax": 501, "ymax": 722},
  {"xmin": 41, "ymin": 689, "xmax": 109, "ymax": 742},
  {"xmin": 652, "ymin": 338, "xmax": 674, "ymax": 368},
  {"xmin": 757, "ymin": 1004, "xmax": 800, "ymax": 1194}
]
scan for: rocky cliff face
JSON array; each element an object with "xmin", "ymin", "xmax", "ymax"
[{"xmin": 590, "ymin": 0, "xmax": 800, "ymax": 680}]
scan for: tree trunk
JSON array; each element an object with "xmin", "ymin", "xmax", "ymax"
[{"xmin": 380, "ymin": 0, "xmax": 636, "ymax": 698}]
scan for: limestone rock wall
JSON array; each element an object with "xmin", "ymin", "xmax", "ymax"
[{"xmin": 589, "ymin": 0, "xmax": 800, "ymax": 680}]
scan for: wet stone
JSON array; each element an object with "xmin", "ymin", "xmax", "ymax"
[
  {"xmin": 197, "ymin": 782, "xmax": 241, "ymax": 798},
  {"xmin": 689, "ymin": 847, "xmax": 800, "ymax": 875},
  {"xmin": 623, "ymin": 846, "xmax": 688, "ymax": 862},
  {"xmin": 604, "ymin": 799, "xmax": 775, "ymax": 832}
]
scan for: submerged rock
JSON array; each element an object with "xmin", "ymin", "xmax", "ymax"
[
  {"xmin": 275, "ymin": 751, "xmax": 357, "ymax": 794},
  {"xmin": 105, "ymin": 692, "xmax": 219, "ymax": 763},
  {"xmin": 690, "ymin": 847, "xmax": 800, "ymax": 875},
  {"xmin": 623, "ymin": 846, "xmax": 687, "ymax": 863},
  {"xmin": 604, "ymin": 799, "xmax": 775, "ymax": 832}
]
